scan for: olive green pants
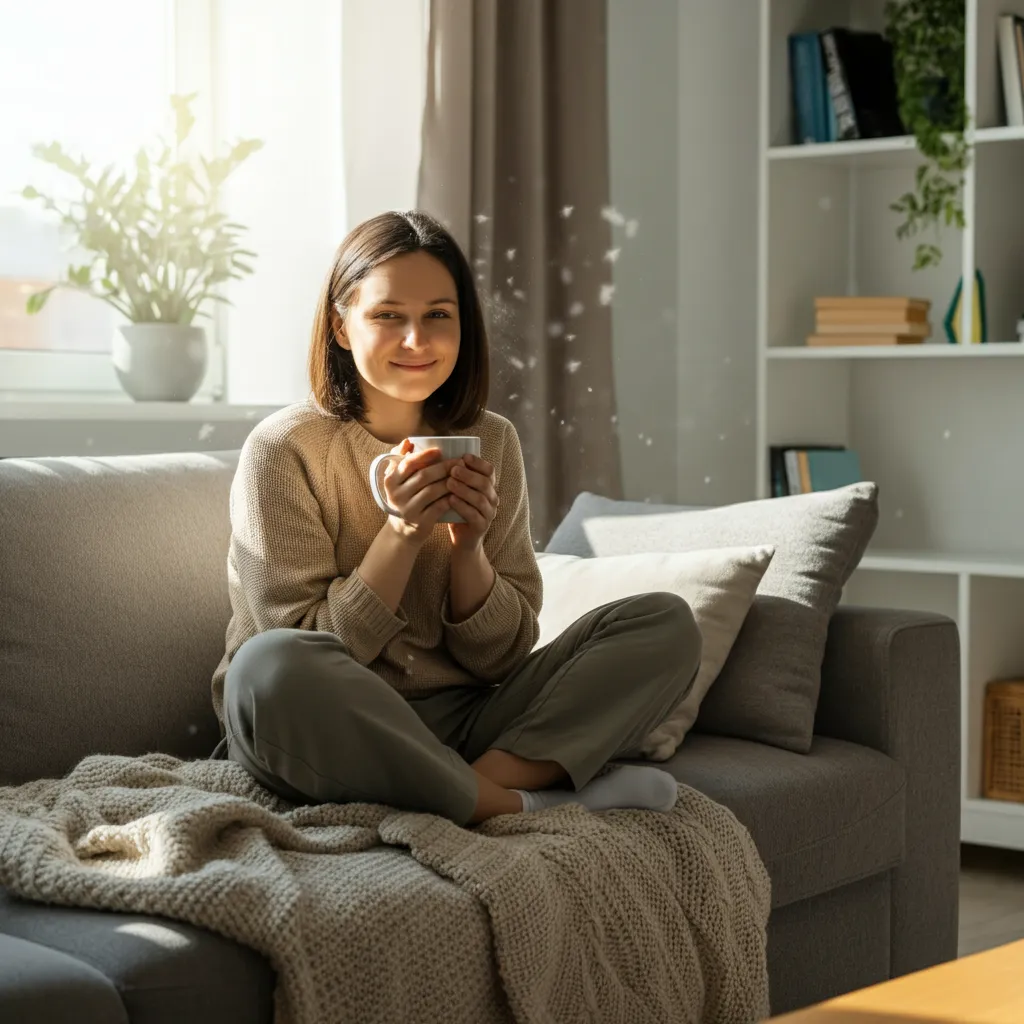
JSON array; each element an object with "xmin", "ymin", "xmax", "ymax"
[{"xmin": 215, "ymin": 592, "xmax": 701, "ymax": 825}]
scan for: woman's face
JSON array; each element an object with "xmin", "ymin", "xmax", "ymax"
[{"xmin": 338, "ymin": 251, "xmax": 460, "ymax": 413}]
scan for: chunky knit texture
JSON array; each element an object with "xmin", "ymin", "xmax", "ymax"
[
  {"xmin": 210, "ymin": 401, "xmax": 543, "ymax": 732},
  {"xmin": 0, "ymin": 753, "xmax": 771, "ymax": 1023}
]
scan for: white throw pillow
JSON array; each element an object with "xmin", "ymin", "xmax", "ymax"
[{"xmin": 534, "ymin": 547, "xmax": 775, "ymax": 760}]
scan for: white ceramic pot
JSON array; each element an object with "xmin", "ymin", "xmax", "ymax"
[{"xmin": 113, "ymin": 324, "xmax": 207, "ymax": 402}]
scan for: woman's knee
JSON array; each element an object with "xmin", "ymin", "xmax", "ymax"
[
  {"xmin": 225, "ymin": 628, "xmax": 341, "ymax": 714},
  {"xmin": 628, "ymin": 592, "xmax": 703, "ymax": 665}
]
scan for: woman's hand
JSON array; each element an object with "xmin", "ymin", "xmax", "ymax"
[
  {"xmin": 382, "ymin": 440, "xmax": 459, "ymax": 546},
  {"xmin": 445, "ymin": 453, "xmax": 499, "ymax": 551}
]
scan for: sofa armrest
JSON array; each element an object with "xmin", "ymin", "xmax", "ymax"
[{"xmin": 816, "ymin": 606, "xmax": 961, "ymax": 978}]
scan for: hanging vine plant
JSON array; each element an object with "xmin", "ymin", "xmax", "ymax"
[{"xmin": 885, "ymin": 0, "xmax": 970, "ymax": 270}]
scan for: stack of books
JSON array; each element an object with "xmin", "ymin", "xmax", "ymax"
[
  {"xmin": 769, "ymin": 445, "xmax": 862, "ymax": 498},
  {"xmin": 807, "ymin": 297, "xmax": 932, "ymax": 347}
]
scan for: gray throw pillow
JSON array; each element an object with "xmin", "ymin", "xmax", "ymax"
[{"xmin": 545, "ymin": 483, "xmax": 879, "ymax": 753}]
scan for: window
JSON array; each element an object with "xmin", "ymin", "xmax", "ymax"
[{"xmin": 0, "ymin": 0, "xmax": 222, "ymax": 397}]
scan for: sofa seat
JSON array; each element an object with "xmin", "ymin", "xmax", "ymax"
[
  {"xmin": 626, "ymin": 733, "xmax": 906, "ymax": 910},
  {"xmin": 0, "ymin": 887, "xmax": 275, "ymax": 1024},
  {"xmin": 0, "ymin": 931, "xmax": 129, "ymax": 1024}
]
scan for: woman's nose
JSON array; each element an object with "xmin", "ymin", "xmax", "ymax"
[{"xmin": 401, "ymin": 325, "xmax": 428, "ymax": 349}]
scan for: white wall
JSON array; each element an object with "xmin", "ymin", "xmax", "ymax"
[
  {"xmin": 215, "ymin": 0, "xmax": 347, "ymax": 407},
  {"xmin": 607, "ymin": 0, "xmax": 759, "ymax": 506},
  {"xmin": 675, "ymin": 1, "xmax": 759, "ymax": 506},
  {"xmin": 342, "ymin": 0, "xmax": 427, "ymax": 226},
  {"xmin": 607, "ymin": 0, "xmax": 681, "ymax": 505}
]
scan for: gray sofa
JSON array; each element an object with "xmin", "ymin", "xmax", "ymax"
[{"xmin": 0, "ymin": 449, "xmax": 961, "ymax": 1022}]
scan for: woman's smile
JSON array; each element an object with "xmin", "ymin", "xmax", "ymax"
[{"xmin": 391, "ymin": 360, "xmax": 437, "ymax": 372}]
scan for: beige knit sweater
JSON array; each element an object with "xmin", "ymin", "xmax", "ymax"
[{"xmin": 210, "ymin": 401, "xmax": 543, "ymax": 732}]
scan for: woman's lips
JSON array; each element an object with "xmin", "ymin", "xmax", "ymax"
[{"xmin": 391, "ymin": 361, "xmax": 437, "ymax": 372}]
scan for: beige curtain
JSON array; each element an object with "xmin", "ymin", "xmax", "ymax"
[{"xmin": 418, "ymin": 0, "xmax": 623, "ymax": 545}]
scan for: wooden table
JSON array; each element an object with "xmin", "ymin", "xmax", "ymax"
[{"xmin": 770, "ymin": 940, "xmax": 1024, "ymax": 1023}]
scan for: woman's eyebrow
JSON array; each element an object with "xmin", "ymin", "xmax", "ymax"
[{"xmin": 375, "ymin": 297, "xmax": 458, "ymax": 306}]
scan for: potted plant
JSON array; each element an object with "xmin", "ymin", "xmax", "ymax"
[
  {"xmin": 21, "ymin": 93, "xmax": 262, "ymax": 401},
  {"xmin": 885, "ymin": 0, "xmax": 969, "ymax": 271}
]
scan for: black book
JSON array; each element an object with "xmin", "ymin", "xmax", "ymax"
[{"xmin": 820, "ymin": 28, "xmax": 906, "ymax": 140}]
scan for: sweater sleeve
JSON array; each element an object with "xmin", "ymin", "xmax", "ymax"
[
  {"xmin": 441, "ymin": 419, "xmax": 542, "ymax": 681},
  {"xmin": 230, "ymin": 426, "xmax": 407, "ymax": 664}
]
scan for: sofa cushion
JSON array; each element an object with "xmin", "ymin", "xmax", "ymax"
[
  {"xmin": 622, "ymin": 733, "xmax": 905, "ymax": 909},
  {"xmin": 0, "ymin": 451, "xmax": 239, "ymax": 786},
  {"xmin": 535, "ymin": 547, "xmax": 774, "ymax": 759},
  {"xmin": 0, "ymin": 887, "xmax": 273, "ymax": 1024},
  {"xmin": 545, "ymin": 485, "xmax": 879, "ymax": 752},
  {"xmin": 0, "ymin": 932, "xmax": 128, "ymax": 1024}
]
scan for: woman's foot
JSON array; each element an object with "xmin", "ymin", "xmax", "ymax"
[{"xmin": 515, "ymin": 765, "xmax": 678, "ymax": 814}]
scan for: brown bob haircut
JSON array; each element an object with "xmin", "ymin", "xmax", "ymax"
[{"xmin": 308, "ymin": 210, "xmax": 490, "ymax": 432}]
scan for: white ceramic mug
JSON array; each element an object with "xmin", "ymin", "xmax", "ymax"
[{"xmin": 369, "ymin": 436, "xmax": 482, "ymax": 524}]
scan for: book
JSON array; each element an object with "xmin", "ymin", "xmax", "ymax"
[
  {"xmin": 810, "ymin": 35, "xmax": 832, "ymax": 142},
  {"xmin": 820, "ymin": 28, "xmax": 905, "ymax": 140},
  {"xmin": 814, "ymin": 320, "xmax": 931, "ymax": 338},
  {"xmin": 999, "ymin": 15, "xmax": 1024, "ymax": 127},
  {"xmin": 821, "ymin": 30, "xmax": 859, "ymax": 139},
  {"xmin": 815, "ymin": 296, "xmax": 931, "ymax": 312},
  {"xmin": 805, "ymin": 449, "xmax": 862, "ymax": 493},
  {"xmin": 817, "ymin": 305, "xmax": 929, "ymax": 324},
  {"xmin": 790, "ymin": 34, "xmax": 821, "ymax": 143},
  {"xmin": 807, "ymin": 333, "xmax": 925, "ymax": 346}
]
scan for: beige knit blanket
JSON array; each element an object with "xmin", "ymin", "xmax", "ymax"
[{"xmin": 0, "ymin": 753, "xmax": 770, "ymax": 1023}]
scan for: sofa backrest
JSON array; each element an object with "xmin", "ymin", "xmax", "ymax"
[{"xmin": 0, "ymin": 450, "xmax": 240, "ymax": 785}]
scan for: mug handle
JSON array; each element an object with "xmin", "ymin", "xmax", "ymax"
[{"xmin": 369, "ymin": 452, "xmax": 405, "ymax": 517}]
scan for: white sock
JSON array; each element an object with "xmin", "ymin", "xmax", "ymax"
[{"xmin": 514, "ymin": 765, "xmax": 678, "ymax": 814}]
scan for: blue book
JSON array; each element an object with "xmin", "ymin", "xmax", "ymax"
[
  {"xmin": 807, "ymin": 34, "xmax": 829, "ymax": 142},
  {"xmin": 789, "ymin": 34, "xmax": 818, "ymax": 144},
  {"xmin": 805, "ymin": 449, "xmax": 862, "ymax": 492}
]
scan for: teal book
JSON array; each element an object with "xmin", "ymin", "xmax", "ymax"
[{"xmin": 806, "ymin": 449, "xmax": 862, "ymax": 492}]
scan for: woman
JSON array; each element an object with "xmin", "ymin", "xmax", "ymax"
[{"xmin": 209, "ymin": 210, "xmax": 702, "ymax": 825}]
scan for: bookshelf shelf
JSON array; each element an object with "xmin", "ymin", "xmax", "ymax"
[
  {"xmin": 860, "ymin": 550, "xmax": 1024, "ymax": 578},
  {"xmin": 974, "ymin": 124, "xmax": 1024, "ymax": 144},
  {"xmin": 767, "ymin": 134, "xmax": 920, "ymax": 167},
  {"xmin": 759, "ymin": 0, "xmax": 1024, "ymax": 852},
  {"xmin": 766, "ymin": 342, "xmax": 1024, "ymax": 359}
]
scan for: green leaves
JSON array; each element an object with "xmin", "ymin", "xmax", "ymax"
[
  {"xmin": 885, "ymin": 0, "xmax": 969, "ymax": 271},
  {"xmin": 20, "ymin": 93, "xmax": 262, "ymax": 322}
]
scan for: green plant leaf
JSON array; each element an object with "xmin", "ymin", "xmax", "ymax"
[{"xmin": 25, "ymin": 287, "xmax": 55, "ymax": 314}]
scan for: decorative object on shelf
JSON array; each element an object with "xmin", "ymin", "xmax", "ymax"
[
  {"xmin": 808, "ymin": 296, "xmax": 931, "ymax": 346},
  {"xmin": 885, "ymin": 0, "xmax": 969, "ymax": 270},
  {"xmin": 943, "ymin": 269, "xmax": 986, "ymax": 344},
  {"xmin": 21, "ymin": 93, "xmax": 262, "ymax": 402},
  {"xmin": 983, "ymin": 680, "xmax": 1024, "ymax": 803},
  {"xmin": 1016, "ymin": 313, "xmax": 1024, "ymax": 344}
]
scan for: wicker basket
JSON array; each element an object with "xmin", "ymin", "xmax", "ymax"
[{"xmin": 983, "ymin": 680, "xmax": 1024, "ymax": 802}]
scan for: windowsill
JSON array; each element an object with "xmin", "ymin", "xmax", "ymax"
[{"xmin": 0, "ymin": 396, "xmax": 284, "ymax": 422}]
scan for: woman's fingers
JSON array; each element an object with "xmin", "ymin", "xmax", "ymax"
[
  {"xmin": 403, "ymin": 479, "xmax": 452, "ymax": 518},
  {"xmin": 448, "ymin": 494, "xmax": 488, "ymax": 528},
  {"xmin": 449, "ymin": 463, "xmax": 499, "ymax": 509}
]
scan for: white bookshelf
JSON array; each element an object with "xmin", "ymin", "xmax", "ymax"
[{"xmin": 758, "ymin": 0, "xmax": 1024, "ymax": 850}]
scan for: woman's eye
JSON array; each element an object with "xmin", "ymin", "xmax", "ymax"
[
  {"xmin": 426, "ymin": 310, "xmax": 451, "ymax": 318},
  {"xmin": 373, "ymin": 311, "xmax": 399, "ymax": 320}
]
